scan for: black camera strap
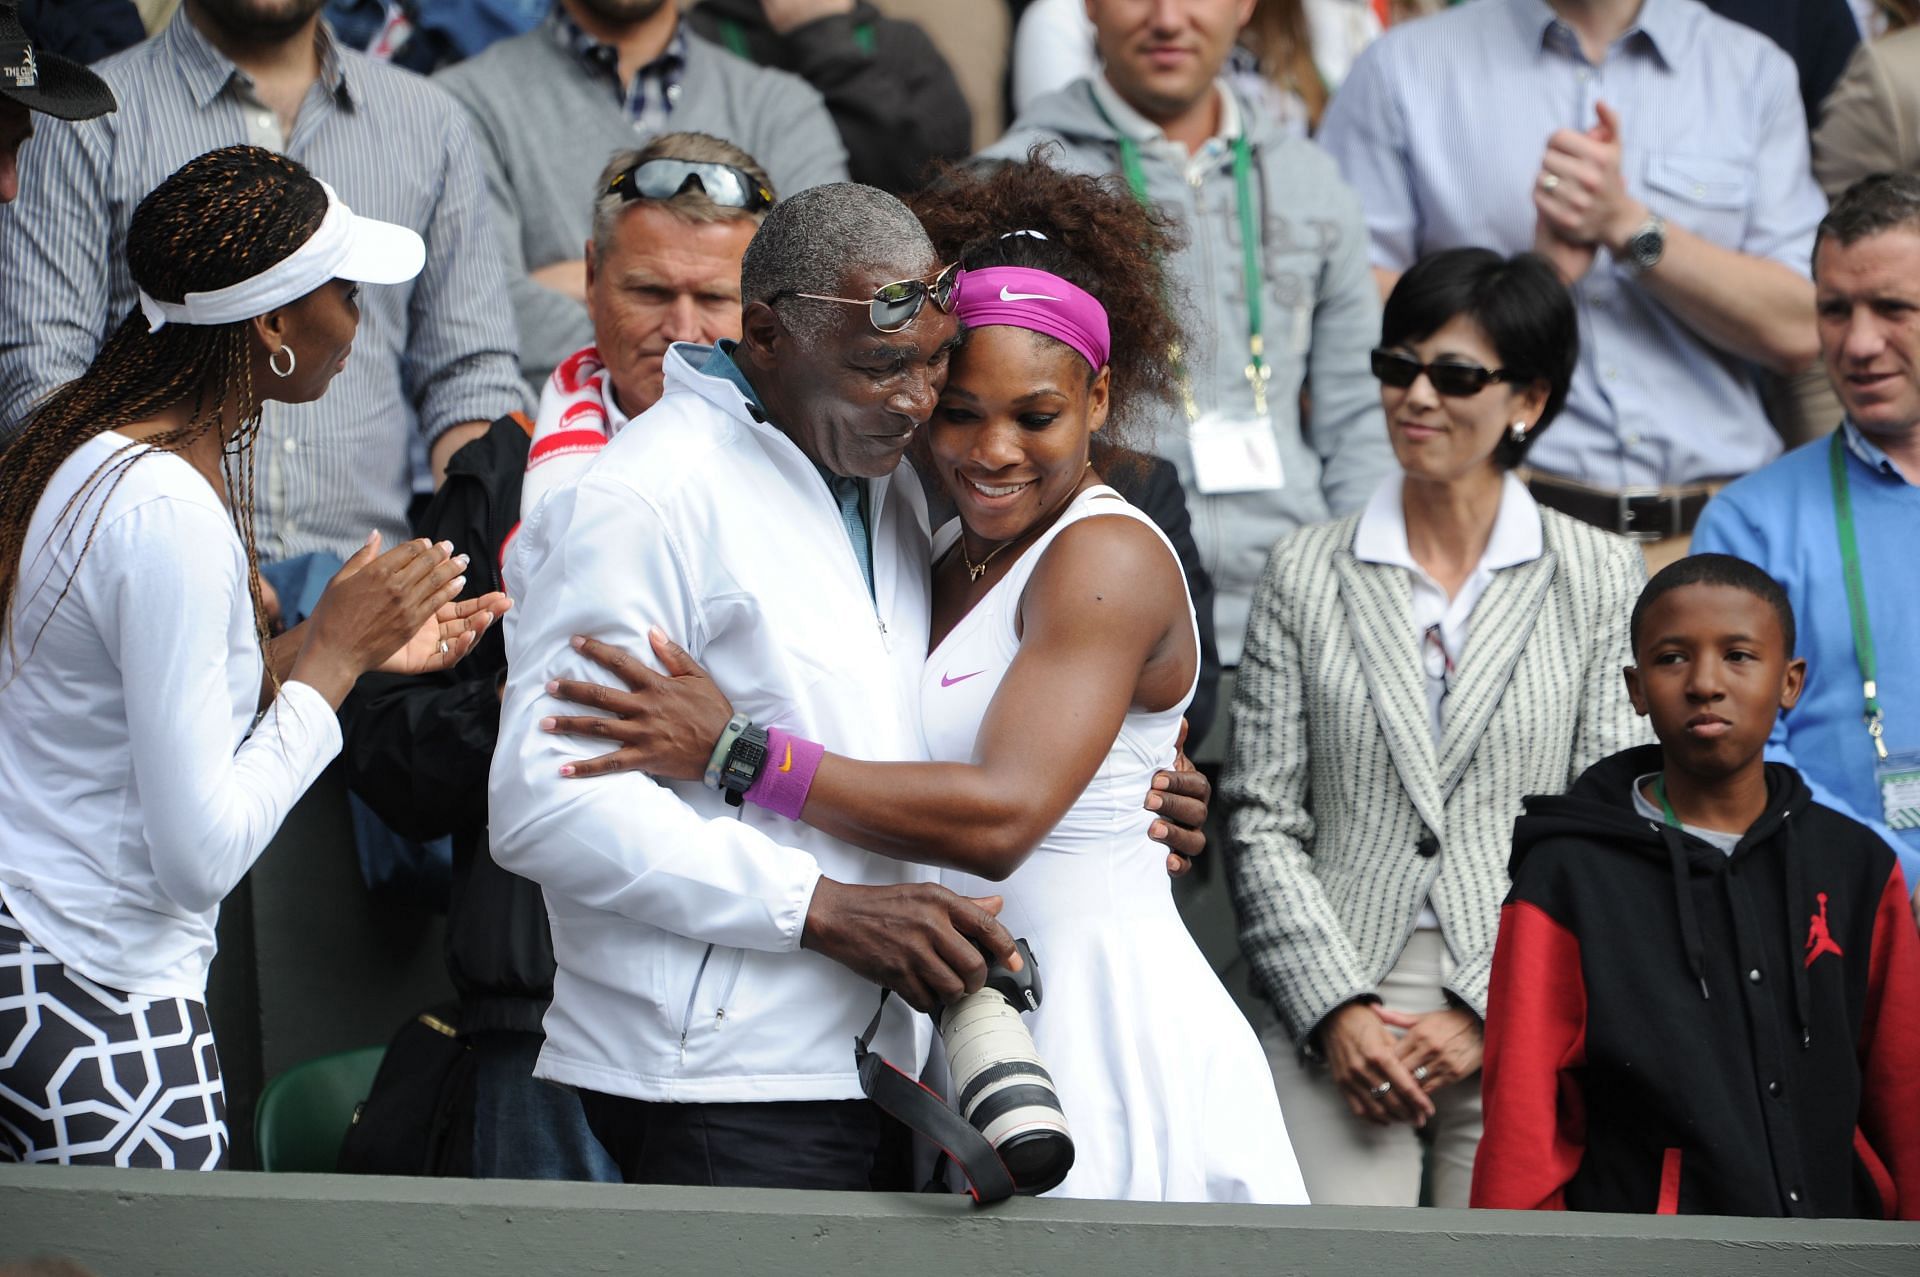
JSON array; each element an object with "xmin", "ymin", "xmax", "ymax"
[{"xmin": 853, "ymin": 990, "xmax": 1018, "ymax": 1205}]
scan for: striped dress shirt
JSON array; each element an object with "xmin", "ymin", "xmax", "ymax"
[
  {"xmin": 0, "ymin": 15, "xmax": 530, "ymax": 561},
  {"xmin": 1318, "ymin": 0, "xmax": 1828, "ymax": 490}
]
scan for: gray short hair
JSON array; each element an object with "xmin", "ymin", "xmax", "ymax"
[
  {"xmin": 740, "ymin": 182, "xmax": 935, "ymax": 342},
  {"xmin": 589, "ymin": 132, "xmax": 775, "ymax": 264},
  {"xmin": 1814, "ymin": 173, "xmax": 1920, "ymax": 274}
]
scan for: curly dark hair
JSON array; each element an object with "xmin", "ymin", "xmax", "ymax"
[
  {"xmin": 910, "ymin": 148, "xmax": 1187, "ymax": 458},
  {"xmin": 0, "ymin": 145, "xmax": 329, "ymax": 673}
]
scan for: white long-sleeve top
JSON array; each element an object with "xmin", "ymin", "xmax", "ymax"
[
  {"xmin": 490, "ymin": 344, "xmax": 936, "ymax": 1103},
  {"xmin": 0, "ymin": 431, "xmax": 341, "ymax": 999}
]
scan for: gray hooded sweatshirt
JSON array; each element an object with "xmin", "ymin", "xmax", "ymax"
[{"xmin": 979, "ymin": 77, "xmax": 1392, "ymax": 665}]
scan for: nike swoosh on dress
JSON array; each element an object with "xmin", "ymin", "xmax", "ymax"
[{"xmin": 940, "ymin": 670, "xmax": 986, "ymax": 687}]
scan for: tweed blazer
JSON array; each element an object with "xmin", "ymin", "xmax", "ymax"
[{"xmin": 1224, "ymin": 503, "xmax": 1649, "ymax": 1046}]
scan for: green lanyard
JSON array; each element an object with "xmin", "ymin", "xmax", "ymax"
[
  {"xmin": 1109, "ymin": 122, "xmax": 1270, "ymax": 417},
  {"xmin": 1653, "ymin": 774, "xmax": 1681, "ymax": 828},
  {"xmin": 1829, "ymin": 431, "xmax": 1888, "ymax": 760},
  {"xmin": 718, "ymin": 18, "xmax": 875, "ymax": 59}
]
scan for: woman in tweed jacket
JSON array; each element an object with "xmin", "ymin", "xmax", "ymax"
[{"xmin": 1224, "ymin": 250, "xmax": 1647, "ymax": 1208}]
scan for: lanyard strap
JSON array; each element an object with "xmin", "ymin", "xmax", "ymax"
[
  {"xmin": 718, "ymin": 17, "xmax": 875, "ymax": 59},
  {"xmin": 1653, "ymin": 774, "xmax": 1681, "ymax": 828},
  {"xmin": 1829, "ymin": 431, "xmax": 1887, "ymax": 759},
  {"xmin": 1108, "ymin": 114, "xmax": 1269, "ymax": 416}
]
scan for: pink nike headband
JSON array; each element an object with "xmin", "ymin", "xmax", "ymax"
[{"xmin": 952, "ymin": 266, "xmax": 1111, "ymax": 371}]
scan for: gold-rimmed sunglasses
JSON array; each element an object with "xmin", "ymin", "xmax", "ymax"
[{"xmin": 769, "ymin": 262, "xmax": 961, "ymax": 333}]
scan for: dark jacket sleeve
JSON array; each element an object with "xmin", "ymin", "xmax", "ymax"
[
  {"xmin": 338, "ymin": 417, "xmax": 524, "ymax": 842},
  {"xmin": 1103, "ymin": 453, "xmax": 1222, "ymax": 743},
  {"xmin": 691, "ymin": 5, "xmax": 972, "ymax": 195}
]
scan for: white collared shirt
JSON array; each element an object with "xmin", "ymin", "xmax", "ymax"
[
  {"xmin": 1089, "ymin": 71, "xmax": 1241, "ymax": 186},
  {"xmin": 1353, "ymin": 471, "xmax": 1543, "ymax": 929}
]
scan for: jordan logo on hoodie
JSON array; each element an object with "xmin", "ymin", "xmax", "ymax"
[{"xmin": 1804, "ymin": 892, "xmax": 1845, "ymax": 968}]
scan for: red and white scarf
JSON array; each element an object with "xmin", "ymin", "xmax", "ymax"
[{"xmin": 522, "ymin": 343, "xmax": 633, "ymax": 520}]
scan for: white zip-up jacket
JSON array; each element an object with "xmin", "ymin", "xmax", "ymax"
[{"xmin": 490, "ymin": 344, "xmax": 935, "ymax": 1102}]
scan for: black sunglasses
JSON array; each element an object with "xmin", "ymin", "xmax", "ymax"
[
  {"xmin": 770, "ymin": 262, "xmax": 961, "ymax": 334},
  {"xmin": 606, "ymin": 159, "xmax": 774, "ymax": 213},
  {"xmin": 1370, "ymin": 349, "xmax": 1516, "ymax": 397}
]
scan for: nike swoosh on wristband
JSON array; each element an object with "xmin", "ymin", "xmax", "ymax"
[
  {"xmin": 941, "ymin": 670, "xmax": 986, "ymax": 687},
  {"xmin": 778, "ymin": 741, "xmax": 793, "ymax": 773},
  {"xmin": 998, "ymin": 286, "xmax": 1060, "ymax": 303}
]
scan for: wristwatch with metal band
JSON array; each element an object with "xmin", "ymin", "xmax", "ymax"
[
  {"xmin": 1621, "ymin": 213, "xmax": 1666, "ymax": 273},
  {"xmin": 719, "ymin": 723, "xmax": 772, "ymax": 807}
]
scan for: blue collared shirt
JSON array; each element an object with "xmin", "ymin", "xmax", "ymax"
[
  {"xmin": 1319, "ymin": 0, "xmax": 1828, "ymax": 489},
  {"xmin": 698, "ymin": 342, "xmax": 872, "ymax": 594},
  {"xmin": 0, "ymin": 13, "xmax": 529, "ymax": 561},
  {"xmin": 550, "ymin": 7, "xmax": 687, "ymax": 135},
  {"xmin": 1692, "ymin": 422, "xmax": 1920, "ymax": 889}
]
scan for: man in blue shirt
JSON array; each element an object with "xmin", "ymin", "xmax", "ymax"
[
  {"xmin": 1693, "ymin": 174, "xmax": 1920, "ymax": 918},
  {"xmin": 1319, "ymin": 0, "xmax": 1826, "ymax": 568}
]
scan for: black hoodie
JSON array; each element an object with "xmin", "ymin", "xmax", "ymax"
[{"xmin": 1471, "ymin": 745, "xmax": 1920, "ymax": 1219}]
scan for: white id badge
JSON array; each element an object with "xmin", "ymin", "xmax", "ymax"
[
  {"xmin": 1876, "ymin": 749, "xmax": 1920, "ymax": 832},
  {"xmin": 1190, "ymin": 411, "xmax": 1285, "ymax": 495}
]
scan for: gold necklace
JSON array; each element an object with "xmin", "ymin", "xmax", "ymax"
[{"xmin": 956, "ymin": 461, "xmax": 1096, "ymax": 583}]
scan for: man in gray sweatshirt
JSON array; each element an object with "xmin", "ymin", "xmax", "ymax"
[
  {"xmin": 978, "ymin": 0, "xmax": 1392, "ymax": 681},
  {"xmin": 437, "ymin": 0, "xmax": 849, "ymax": 388}
]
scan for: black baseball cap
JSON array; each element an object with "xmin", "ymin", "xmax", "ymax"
[{"xmin": 0, "ymin": 2, "xmax": 118, "ymax": 122}]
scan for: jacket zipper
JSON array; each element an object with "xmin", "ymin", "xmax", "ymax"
[{"xmin": 678, "ymin": 943, "xmax": 715, "ymax": 1060}]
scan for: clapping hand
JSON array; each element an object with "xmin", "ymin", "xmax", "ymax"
[{"xmin": 1533, "ymin": 101, "xmax": 1645, "ymax": 283}]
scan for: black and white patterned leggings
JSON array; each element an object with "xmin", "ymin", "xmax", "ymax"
[{"xmin": 0, "ymin": 906, "xmax": 228, "ymax": 1169}]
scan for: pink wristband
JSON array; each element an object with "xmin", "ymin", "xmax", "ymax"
[{"xmin": 744, "ymin": 726, "xmax": 825, "ymax": 821}]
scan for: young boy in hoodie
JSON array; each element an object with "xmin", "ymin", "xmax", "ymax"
[{"xmin": 1472, "ymin": 555, "xmax": 1920, "ymax": 1219}]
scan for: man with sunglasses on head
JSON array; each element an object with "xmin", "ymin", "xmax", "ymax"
[
  {"xmin": 435, "ymin": 0, "xmax": 849, "ymax": 390},
  {"xmin": 485, "ymin": 180, "xmax": 1214, "ymax": 1189},
  {"xmin": 337, "ymin": 133, "xmax": 776, "ymax": 1183}
]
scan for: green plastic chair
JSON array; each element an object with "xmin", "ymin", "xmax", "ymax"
[{"xmin": 254, "ymin": 1046, "xmax": 386, "ymax": 1172}]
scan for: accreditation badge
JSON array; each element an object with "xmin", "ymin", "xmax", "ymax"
[
  {"xmin": 1189, "ymin": 411, "xmax": 1285, "ymax": 495},
  {"xmin": 1877, "ymin": 748, "xmax": 1920, "ymax": 832}
]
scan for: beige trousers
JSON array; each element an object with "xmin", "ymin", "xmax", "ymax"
[{"xmin": 1262, "ymin": 929, "xmax": 1483, "ymax": 1207}]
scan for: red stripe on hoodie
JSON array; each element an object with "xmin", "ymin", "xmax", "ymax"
[
  {"xmin": 1856, "ymin": 866, "xmax": 1920, "ymax": 1220},
  {"xmin": 1473, "ymin": 900, "xmax": 1589, "ymax": 1210}
]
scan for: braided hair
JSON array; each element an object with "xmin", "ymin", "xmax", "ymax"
[
  {"xmin": 910, "ymin": 148, "xmax": 1187, "ymax": 457},
  {"xmin": 0, "ymin": 145, "xmax": 329, "ymax": 670}
]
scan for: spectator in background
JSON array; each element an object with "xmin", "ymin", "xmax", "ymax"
[
  {"xmin": 1319, "ymin": 0, "xmax": 1826, "ymax": 572},
  {"xmin": 324, "ymin": 0, "xmax": 547, "ymax": 74},
  {"xmin": 982, "ymin": 0, "xmax": 1393, "ymax": 696},
  {"xmin": 1691, "ymin": 174, "xmax": 1920, "ymax": 915},
  {"xmin": 1852, "ymin": 0, "xmax": 1916, "ymax": 37},
  {"xmin": 0, "ymin": 2, "xmax": 119, "ymax": 205},
  {"xmin": 341, "ymin": 133, "xmax": 770, "ymax": 1182},
  {"xmin": 1011, "ymin": 0, "xmax": 1382, "ymax": 133},
  {"xmin": 0, "ymin": 0, "xmax": 528, "ymax": 570},
  {"xmin": 14, "ymin": 0, "xmax": 147, "ymax": 65},
  {"xmin": 1700, "ymin": 0, "xmax": 1858, "ymax": 128},
  {"xmin": 683, "ymin": 0, "xmax": 970, "ymax": 194},
  {"xmin": 1225, "ymin": 248, "xmax": 1645, "ymax": 1208},
  {"xmin": 435, "ymin": 0, "xmax": 847, "ymax": 388},
  {"xmin": 1814, "ymin": 25, "xmax": 1920, "ymax": 198}
]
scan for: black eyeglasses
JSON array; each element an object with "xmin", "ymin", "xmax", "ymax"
[
  {"xmin": 606, "ymin": 159, "xmax": 774, "ymax": 213},
  {"xmin": 770, "ymin": 262, "xmax": 961, "ymax": 334},
  {"xmin": 1370, "ymin": 349, "xmax": 1515, "ymax": 397}
]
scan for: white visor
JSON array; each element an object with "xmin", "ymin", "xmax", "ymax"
[{"xmin": 138, "ymin": 180, "xmax": 425, "ymax": 331}]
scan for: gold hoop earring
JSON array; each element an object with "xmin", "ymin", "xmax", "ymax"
[{"xmin": 270, "ymin": 346, "xmax": 297, "ymax": 378}]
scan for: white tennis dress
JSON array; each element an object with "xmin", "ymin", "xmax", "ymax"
[{"xmin": 922, "ymin": 486, "xmax": 1308, "ymax": 1204}]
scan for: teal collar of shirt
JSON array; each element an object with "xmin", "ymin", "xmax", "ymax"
[
  {"xmin": 1843, "ymin": 420, "xmax": 1916, "ymax": 485},
  {"xmin": 693, "ymin": 341, "xmax": 869, "ymax": 505},
  {"xmin": 1517, "ymin": 0, "xmax": 1687, "ymax": 68},
  {"xmin": 168, "ymin": 10, "xmax": 355, "ymax": 111}
]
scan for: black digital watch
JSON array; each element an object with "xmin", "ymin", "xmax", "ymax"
[{"xmin": 718, "ymin": 722, "xmax": 771, "ymax": 806}]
